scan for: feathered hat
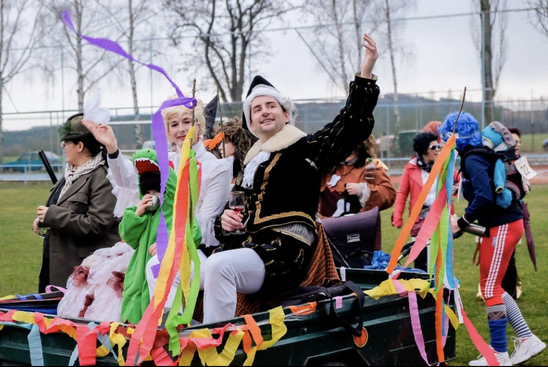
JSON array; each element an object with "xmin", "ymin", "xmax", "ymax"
[{"xmin": 58, "ymin": 113, "xmax": 91, "ymax": 141}]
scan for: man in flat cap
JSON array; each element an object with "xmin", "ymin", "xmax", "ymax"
[{"xmin": 33, "ymin": 113, "xmax": 120, "ymax": 292}]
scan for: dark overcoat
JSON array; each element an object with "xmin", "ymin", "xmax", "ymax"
[{"xmin": 40, "ymin": 165, "xmax": 121, "ymax": 288}]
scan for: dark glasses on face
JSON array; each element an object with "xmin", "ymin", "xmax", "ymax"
[{"xmin": 429, "ymin": 145, "xmax": 442, "ymax": 151}]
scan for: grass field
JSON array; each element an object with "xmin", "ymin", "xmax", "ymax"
[{"xmin": 0, "ymin": 181, "xmax": 547, "ymax": 366}]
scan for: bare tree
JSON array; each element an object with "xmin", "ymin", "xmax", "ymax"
[
  {"xmin": 164, "ymin": 0, "xmax": 298, "ymax": 102},
  {"xmin": 473, "ymin": 0, "xmax": 508, "ymax": 124},
  {"xmin": 299, "ymin": 0, "xmax": 380, "ymax": 93},
  {"xmin": 298, "ymin": 0, "xmax": 414, "ymax": 153},
  {"xmin": 39, "ymin": 0, "xmax": 125, "ymax": 111},
  {"xmin": 0, "ymin": 0, "xmax": 46, "ymax": 164},
  {"xmin": 379, "ymin": 0, "xmax": 416, "ymax": 155},
  {"xmin": 528, "ymin": 0, "xmax": 548, "ymax": 36},
  {"xmin": 102, "ymin": 0, "xmax": 159, "ymax": 148}
]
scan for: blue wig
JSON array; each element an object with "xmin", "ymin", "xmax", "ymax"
[{"xmin": 438, "ymin": 111, "xmax": 482, "ymax": 152}]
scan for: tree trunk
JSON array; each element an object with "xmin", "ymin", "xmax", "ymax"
[
  {"xmin": 76, "ymin": 13, "xmax": 85, "ymax": 111},
  {"xmin": 353, "ymin": 0, "xmax": 361, "ymax": 69},
  {"xmin": 0, "ymin": 85, "xmax": 3, "ymax": 165},
  {"xmin": 481, "ymin": 0, "xmax": 495, "ymax": 123},
  {"xmin": 128, "ymin": 0, "xmax": 142, "ymax": 148},
  {"xmin": 385, "ymin": 0, "xmax": 402, "ymax": 155},
  {"xmin": 331, "ymin": 0, "xmax": 348, "ymax": 91}
]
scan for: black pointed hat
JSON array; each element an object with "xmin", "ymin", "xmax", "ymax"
[{"xmin": 203, "ymin": 94, "xmax": 219, "ymax": 140}]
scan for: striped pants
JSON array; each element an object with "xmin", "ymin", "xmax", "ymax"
[{"xmin": 479, "ymin": 219, "xmax": 524, "ymax": 307}]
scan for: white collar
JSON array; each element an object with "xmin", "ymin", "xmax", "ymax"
[{"xmin": 192, "ymin": 139, "xmax": 206, "ymax": 157}]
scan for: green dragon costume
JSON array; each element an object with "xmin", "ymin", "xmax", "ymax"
[{"xmin": 119, "ymin": 149, "xmax": 176, "ymax": 324}]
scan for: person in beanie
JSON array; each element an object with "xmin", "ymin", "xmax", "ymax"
[
  {"xmin": 32, "ymin": 113, "xmax": 120, "ymax": 292},
  {"xmin": 477, "ymin": 125, "xmax": 530, "ymax": 301},
  {"xmin": 202, "ymin": 33, "xmax": 379, "ymax": 324},
  {"xmin": 440, "ymin": 112, "xmax": 545, "ymax": 366}
]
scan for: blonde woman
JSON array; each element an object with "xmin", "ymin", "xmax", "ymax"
[
  {"xmin": 160, "ymin": 96, "xmax": 233, "ymax": 252},
  {"xmin": 83, "ymin": 95, "xmax": 232, "ymax": 321}
]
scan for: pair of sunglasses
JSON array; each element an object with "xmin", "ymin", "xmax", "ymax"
[{"xmin": 429, "ymin": 144, "xmax": 442, "ymax": 151}]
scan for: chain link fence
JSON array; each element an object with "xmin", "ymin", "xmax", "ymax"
[{"xmin": 2, "ymin": 7, "xmax": 547, "ymax": 180}]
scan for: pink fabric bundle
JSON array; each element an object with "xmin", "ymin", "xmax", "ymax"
[{"xmin": 57, "ymin": 242, "xmax": 134, "ymax": 321}]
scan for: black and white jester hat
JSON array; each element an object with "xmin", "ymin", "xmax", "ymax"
[{"xmin": 242, "ymin": 75, "xmax": 298, "ymax": 138}]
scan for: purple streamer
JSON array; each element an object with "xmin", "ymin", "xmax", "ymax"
[
  {"xmin": 152, "ymin": 98, "xmax": 195, "ymax": 264},
  {"xmin": 151, "ymin": 263, "xmax": 161, "ymax": 279},
  {"xmin": 62, "ymin": 10, "xmax": 190, "ymax": 100},
  {"xmin": 61, "ymin": 9, "xmax": 197, "ymax": 270}
]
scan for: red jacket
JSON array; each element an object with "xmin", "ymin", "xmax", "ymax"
[{"xmin": 391, "ymin": 156, "xmax": 458, "ymax": 228}]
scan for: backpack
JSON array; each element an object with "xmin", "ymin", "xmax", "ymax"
[{"xmin": 460, "ymin": 146, "xmax": 525, "ymax": 208}]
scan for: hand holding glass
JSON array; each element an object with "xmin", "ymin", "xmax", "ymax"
[{"xmin": 229, "ymin": 191, "xmax": 246, "ymax": 234}]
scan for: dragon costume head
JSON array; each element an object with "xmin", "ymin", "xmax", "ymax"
[{"xmin": 132, "ymin": 149, "xmax": 163, "ymax": 197}]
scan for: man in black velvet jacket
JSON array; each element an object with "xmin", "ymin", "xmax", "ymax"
[{"xmin": 202, "ymin": 34, "xmax": 380, "ymax": 324}]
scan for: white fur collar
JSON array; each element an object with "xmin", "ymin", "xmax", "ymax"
[{"xmin": 244, "ymin": 124, "xmax": 306, "ymax": 165}]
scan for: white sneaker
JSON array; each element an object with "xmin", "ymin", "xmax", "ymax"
[
  {"xmin": 510, "ymin": 335, "xmax": 546, "ymax": 365},
  {"xmin": 469, "ymin": 350, "xmax": 512, "ymax": 366}
]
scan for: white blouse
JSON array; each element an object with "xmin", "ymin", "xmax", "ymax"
[
  {"xmin": 184, "ymin": 143, "xmax": 233, "ymax": 248},
  {"xmin": 107, "ymin": 153, "xmax": 140, "ymax": 218},
  {"xmin": 107, "ymin": 142, "xmax": 232, "ymax": 248}
]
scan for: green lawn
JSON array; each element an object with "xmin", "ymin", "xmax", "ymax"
[
  {"xmin": 0, "ymin": 182, "xmax": 49, "ymax": 297},
  {"xmin": 521, "ymin": 133, "xmax": 548, "ymax": 154},
  {"xmin": 1, "ymin": 181, "xmax": 547, "ymax": 365},
  {"xmin": 380, "ymin": 184, "xmax": 548, "ymax": 366}
]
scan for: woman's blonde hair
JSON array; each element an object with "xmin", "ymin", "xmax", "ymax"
[{"xmin": 161, "ymin": 96, "xmax": 205, "ymax": 143}]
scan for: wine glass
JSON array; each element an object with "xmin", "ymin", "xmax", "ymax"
[{"xmin": 229, "ymin": 191, "xmax": 246, "ymax": 234}]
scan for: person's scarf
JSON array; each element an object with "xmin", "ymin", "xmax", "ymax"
[
  {"xmin": 242, "ymin": 151, "xmax": 270, "ymax": 189},
  {"xmin": 58, "ymin": 153, "xmax": 105, "ymax": 201},
  {"xmin": 416, "ymin": 154, "xmax": 434, "ymax": 173}
]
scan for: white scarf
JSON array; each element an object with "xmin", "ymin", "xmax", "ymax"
[
  {"xmin": 242, "ymin": 151, "xmax": 270, "ymax": 189},
  {"xmin": 58, "ymin": 153, "xmax": 105, "ymax": 201}
]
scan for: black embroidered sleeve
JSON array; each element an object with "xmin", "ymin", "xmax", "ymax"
[{"xmin": 307, "ymin": 74, "xmax": 380, "ymax": 177}]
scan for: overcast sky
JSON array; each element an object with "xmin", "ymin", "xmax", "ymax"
[{"xmin": 4, "ymin": 0, "xmax": 547, "ymax": 131}]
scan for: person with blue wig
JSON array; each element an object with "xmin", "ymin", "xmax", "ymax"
[
  {"xmin": 440, "ymin": 112, "xmax": 545, "ymax": 366},
  {"xmin": 438, "ymin": 111, "xmax": 483, "ymax": 151}
]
